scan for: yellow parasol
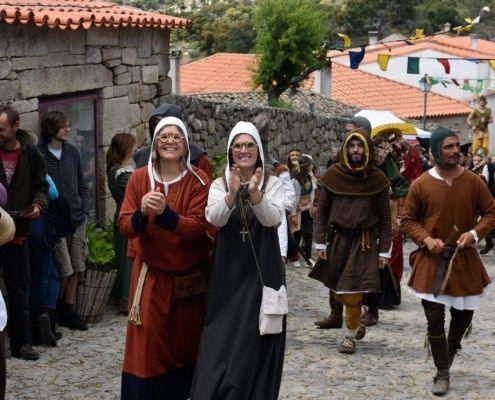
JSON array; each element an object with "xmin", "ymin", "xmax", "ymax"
[{"xmin": 354, "ymin": 110, "xmax": 418, "ymax": 137}]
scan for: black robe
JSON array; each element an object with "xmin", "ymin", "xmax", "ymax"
[{"xmin": 190, "ymin": 196, "xmax": 285, "ymax": 400}]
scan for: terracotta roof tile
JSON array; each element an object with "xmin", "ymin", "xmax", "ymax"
[
  {"xmin": 0, "ymin": 0, "xmax": 189, "ymax": 30},
  {"xmin": 180, "ymin": 53, "xmax": 471, "ymax": 119}
]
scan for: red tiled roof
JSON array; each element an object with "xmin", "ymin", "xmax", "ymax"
[
  {"xmin": 330, "ymin": 35, "xmax": 495, "ymax": 64},
  {"xmin": 180, "ymin": 53, "xmax": 471, "ymax": 119},
  {"xmin": 0, "ymin": 0, "xmax": 190, "ymax": 30},
  {"xmin": 181, "ymin": 53, "xmax": 257, "ymax": 94},
  {"xmin": 331, "ymin": 63, "xmax": 470, "ymax": 119}
]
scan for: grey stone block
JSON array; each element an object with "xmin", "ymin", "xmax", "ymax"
[
  {"xmin": 11, "ymin": 98, "xmax": 38, "ymax": 114},
  {"xmin": 0, "ymin": 60, "xmax": 11, "ymax": 79},
  {"xmin": 19, "ymin": 111, "xmax": 39, "ymax": 135},
  {"xmin": 140, "ymin": 84, "xmax": 157, "ymax": 101},
  {"xmin": 119, "ymin": 28, "xmax": 139, "ymax": 47},
  {"xmin": 112, "ymin": 85, "xmax": 129, "ymax": 98},
  {"xmin": 131, "ymin": 66, "xmax": 140, "ymax": 83},
  {"xmin": 128, "ymin": 83, "xmax": 141, "ymax": 103},
  {"xmin": 140, "ymin": 102, "xmax": 155, "ymax": 124},
  {"xmin": 101, "ymin": 87, "xmax": 114, "ymax": 99},
  {"xmin": 129, "ymin": 103, "xmax": 141, "ymax": 126},
  {"xmin": 11, "ymin": 55, "xmax": 85, "ymax": 71},
  {"xmin": 69, "ymin": 29, "xmax": 86, "ymax": 55},
  {"xmin": 157, "ymin": 77, "xmax": 172, "ymax": 96},
  {"xmin": 0, "ymin": 80, "xmax": 19, "ymax": 101},
  {"xmin": 102, "ymin": 47, "xmax": 122, "ymax": 62},
  {"xmin": 0, "ymin": 28, "xmax": 6, "ymax": 58},
  {"xmin": 152, "ymin": 29, "xmax": 169, "ymax": 54},
  {"xmin": 141, "ymin": 65, "xmax": 159, "ymax": 84},
  {"xmin": 86, "ymin": 47, "xmax": 102, "ymax": 64},
  {"xmin": 47, "ymin": 29, "xmax": 69, "ymax": 53},
  {"xmin": 137, "ymin": 29, "xmax": 152, "ymax": 58},
  {"xmin": 122, "ymin": 47, "xmax": 137, "ymax": 65},
  {"xmin": 157, "ymin": 54, "xmax": 169, "ymax": 78},
  {"xmin": 112, "ymin": 65, "xmax": 129, "ymax": 76},
  {"xmin": 104, "ymin": 59, "xmax": 122, "ymax": 68},
  {"xmin": 18, "ymin": 64, "xmax": 113, "ymax": 98},
  {"xmin": 102, "ymin": 97, "xmax": 130, "ymax": 145},
  {"xmin": 86, "ymin": 27, "xmax": 119, "ymax": 46},
  {"xmin": 113, "ymin": 72, "xmax": 132, "ymax": 86}
]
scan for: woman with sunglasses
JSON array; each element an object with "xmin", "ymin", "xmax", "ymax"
[
  {"xmin": 118, "ymin": 117, "xmax": 213, "ymax": 400},
  {"xmin": 191, "ymin": 121, "xmax": 286, "ymax": 400}
]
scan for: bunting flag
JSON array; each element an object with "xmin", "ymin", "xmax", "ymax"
[
  {"xmin": 452, "ymin": 79, "xmax": 460, "ymax": 86},
  {"xmin": 453, "ymin": 24, "xmax": 473, "ymax": 34},
  {"xmin": 490, "ymin": 60, "xmax": 495, "ymax": 73},
  {"xmin": 377, "ymin": 54, "xmax": 391, "ymax": 71},
  {"xmin": 410, "ymin": 28, "xmax": 425, "ymax": 41},
  {"xmin": 349, "ymin": 46, "xmax": 366, "ymax": 69},
  {"xmin": 338, "ymin": 33, "xmax": 352, "ymax": 48},
  {"xmin": 463, "ymin": 79, "xmax": 471, "ymax": 91},
  {"xmin": 407, "ymin": 57, "xmax": 420, "ymax": 74},
  {"xmin": 437, "ymin": 58, "xmax": 451, "ymax": 74}
]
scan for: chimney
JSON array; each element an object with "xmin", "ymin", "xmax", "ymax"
[
  {"xmin": 313, "ymin": 61, "xmax": 332, "ymax": 98},
  {"xmin": 169, "ymin": 50, "xmax": 181, "ymax": 95},
  {"xmin": 368, "ymin": 31, "xmax": 379, "ymax": 45},
  {"xmin": 470, "ymin": 33, "xmax": 479, "ymax": 49}
]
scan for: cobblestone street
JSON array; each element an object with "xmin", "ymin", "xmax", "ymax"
[{"xmin": 7, "ymin": 241, "xmax": 495, "ymax": 399}]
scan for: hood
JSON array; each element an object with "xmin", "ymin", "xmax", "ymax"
[
  {"xmin": 340, "ymin": 128, "xmax": 375, "ymax": 173},
  {"xmin": 147, "ymin": 116, "xmax": 205, "ymax": 189},
  {"xmin": 430, "ymin": 127, "xmax": 457, "ymax": 166},
  {"xmin": 148, "ymin": 104, "xmax": 182, "ymax": 141},
  {"xmin": 225, "ymin": 121, "xmax": 265, "ymax": 191}
]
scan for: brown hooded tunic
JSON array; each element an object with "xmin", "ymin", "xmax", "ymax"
[{"xmin": 312, "ymin": 130, "xmax": 391, "ymax": 293}]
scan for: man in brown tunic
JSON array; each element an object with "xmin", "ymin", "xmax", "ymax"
[
  {"xmin": 401, "ymin": 127, "xmax": 495, "ymax": 396},
  {"xmin": 312, "ymin": 129, "xmax": 391, "ymax": 354}
]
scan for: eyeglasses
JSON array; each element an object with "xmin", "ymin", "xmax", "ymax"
[
  {"xmin": 157, "ymin": 133, "xmax": 184, "ymax": 143},
  {"xmin": 231, "ymin": 142, "xmax": 257, "ymax": 152}
]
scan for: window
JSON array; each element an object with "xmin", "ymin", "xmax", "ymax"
[{"xmin": 39, "ymin": 92, "xmax": 100, "ymax": 221}]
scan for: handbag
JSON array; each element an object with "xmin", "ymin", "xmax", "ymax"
[{"xmin": 239, "ymin": 194, "xmax": 288, "ymax": 336}]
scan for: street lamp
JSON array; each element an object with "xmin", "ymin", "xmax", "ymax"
[{"xmin": 419, "ymin": 74, "xmax": 431, "ymax": 130}]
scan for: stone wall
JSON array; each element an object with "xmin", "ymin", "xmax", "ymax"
[
  {"xmin": 164, "ymin": 94, "xmax": 347, "ymax": 173},
  {"xmin": 0, "ymin": 23, "xmax": 172, "ymax": 146}
]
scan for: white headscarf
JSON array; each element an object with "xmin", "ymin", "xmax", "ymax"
[
  {"xmin": 147, "ymin": 116, "xmax": 205, "ymax": 189},
  {"xmin": 225, "ymin": 121, "xmax": 265, "ymax": 191}
]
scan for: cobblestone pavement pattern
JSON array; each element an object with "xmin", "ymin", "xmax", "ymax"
[{"xmin": 7, "ymin": 241, "xmax": 495, "ymax": 399}]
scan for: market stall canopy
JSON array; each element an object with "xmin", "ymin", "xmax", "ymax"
[{"xmin": 354, "ymin": 109, "xmax": 417, "ymax": 137}]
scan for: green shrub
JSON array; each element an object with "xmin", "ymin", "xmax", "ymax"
[{"xmin": 86, "ymin": 222, "xmax": 116, "ymax": 268}]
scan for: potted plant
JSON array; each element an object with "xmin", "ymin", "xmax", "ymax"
[{"xmin": 76, "ymin": 222, "xmax": 117, "ymax": 323}]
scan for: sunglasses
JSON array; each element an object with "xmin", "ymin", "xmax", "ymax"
[
  {"xmin": 231, "ymin": 142, "xmax": 257, "ymax": 152},
  {"xmin": 157, "ymin": 133, "xmax": 184, "ymax": 143}
]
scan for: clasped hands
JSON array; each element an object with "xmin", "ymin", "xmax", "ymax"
[
  {"xmin": 225, "ymin": 165, "xmax": 263, "ymax": 207},
  {"xmin": 141, "ymin": 187, "xmax": 166, "ymax": 216},
  {"xmin": 423, "ymin": 232, "xmax": 475, "ymax": 255}
]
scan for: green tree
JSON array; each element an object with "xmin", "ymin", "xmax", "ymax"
[{"xmin": 253, "ymin": 0, "xmax": 328, "ymax": 105}]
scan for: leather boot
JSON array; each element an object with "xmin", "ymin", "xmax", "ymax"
[
  {"xmin": 428, "ymin": 334, "xmax": 450, "ymax": 396},
  {"xmin": 315, "ymin": 294, "xmax": 343, "ymax": 329},
  {"xmin": 447, "ymin": 310, "xmax": 473, "ymax": 367}
]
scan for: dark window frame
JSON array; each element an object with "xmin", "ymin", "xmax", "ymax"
[{"xmin": 38, "ymin": 91, "xmax": 103, "ymax": 223}]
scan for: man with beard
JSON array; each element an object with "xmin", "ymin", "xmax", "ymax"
[
  {"xmin": 312, "ymin": 129, "xmax": 391, "ymax": 353},
  {"xmin": 401, "ymin": 127, "xmax": 495, "ymax": 396}
]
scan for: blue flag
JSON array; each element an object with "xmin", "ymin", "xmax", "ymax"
[{"xmin": 349, "ymin": 46, "xmax": 366, "ymax": 69}]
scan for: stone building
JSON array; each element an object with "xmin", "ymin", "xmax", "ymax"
[{"xmin": 0, "ymin": 0, "xmax": 189, "ymax": 221}]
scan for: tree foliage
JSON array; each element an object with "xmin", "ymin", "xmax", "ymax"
[{"xmin": 253, "ymin": 0, "xmax": 328, "ymax": 104}]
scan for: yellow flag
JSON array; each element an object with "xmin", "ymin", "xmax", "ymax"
[
  {"xmin": 410, "ymin": 28, "xmax": 425, "ymax": 40},
  {"xmin": 377, "ymin": 54, "xmax": 391, "ymax": 71},
  {"xmin": 453, "ymin": 24, "xmax": 473, "ymax": 34},
  {"xmin": 338, "ymin": 33, "xmax": 352, "ymax": 48},
  {"xmin": 490, "ymin": 60, "xmax": 495, "ymax": 73}
]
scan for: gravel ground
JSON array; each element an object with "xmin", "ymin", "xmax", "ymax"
[{"xmin": 7, "ymin": 241, "xmax": 495, "ymax": 399}]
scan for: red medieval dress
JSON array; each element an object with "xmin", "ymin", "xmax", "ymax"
[{"xmin": 118, "ymin": 166, "xmax": 212, "ymax": 400}]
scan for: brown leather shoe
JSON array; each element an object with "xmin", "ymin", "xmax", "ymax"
[
  {"xmin": 315, "ymin": 314, "xmax": 343, "ymax": 329},
  {"xmin": 355, "ymin": 323, "xmax": 366, "ymax": 340},
  {"xmin": 338, "ymin": 337, "xmax": 356, "ymax": 354},
  {"xmin": 362, "ymin": 311, "xmax": 379, "ymax": 327},
  {"xmin": 432, "ymin": 369, "xmax": 450, "ymax": 396}
]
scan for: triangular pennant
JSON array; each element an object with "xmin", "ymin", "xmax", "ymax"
[
  {"xmin": 377, "ymin": 54, "xmax": 391, "ymax": 71},
  {"xmin": 453, "ymin": 24, "xmax": 473, "ymax": 34},
  {"xmin": 407, "ymin": 57, "xmax": 420, "ymax": 74},
  {"xmin": 427, "ymin": 76, "xmax": 440, "ymax": 85},
  {"xmin": 476, "ymin": 79, "xmax": 484, "ymax": 92},
  {"xmin": 463, "ymin": 79, "xmax": 472, "ymax": 91},
  {"xmin": 410, "ymin": 28, "xmax": 425, "ymax": 40},
  {"xmin": 452, "ymin": 79, "xmax": 460, "ymax": 86},
  {"xmin": 467, "ymin": 58, "xmax": 481, "ymax": 63},
  {"xmin": 489, "ymin": 60, "xmax": 495, "ymax": 73},
  {"xmin": 441, "ymin": 80, "xmax": 448, "ymax": 88},
  {"xmin": 338, "ymin": 33, "xmax": 352, "ymax": 48},
  {"xmin": 437, "ymin": 58, "xmax": 451, "ymax": 74},
  {"xmin": 349, "ymin": 46, "xmax": 366, "ymax": 69}
]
